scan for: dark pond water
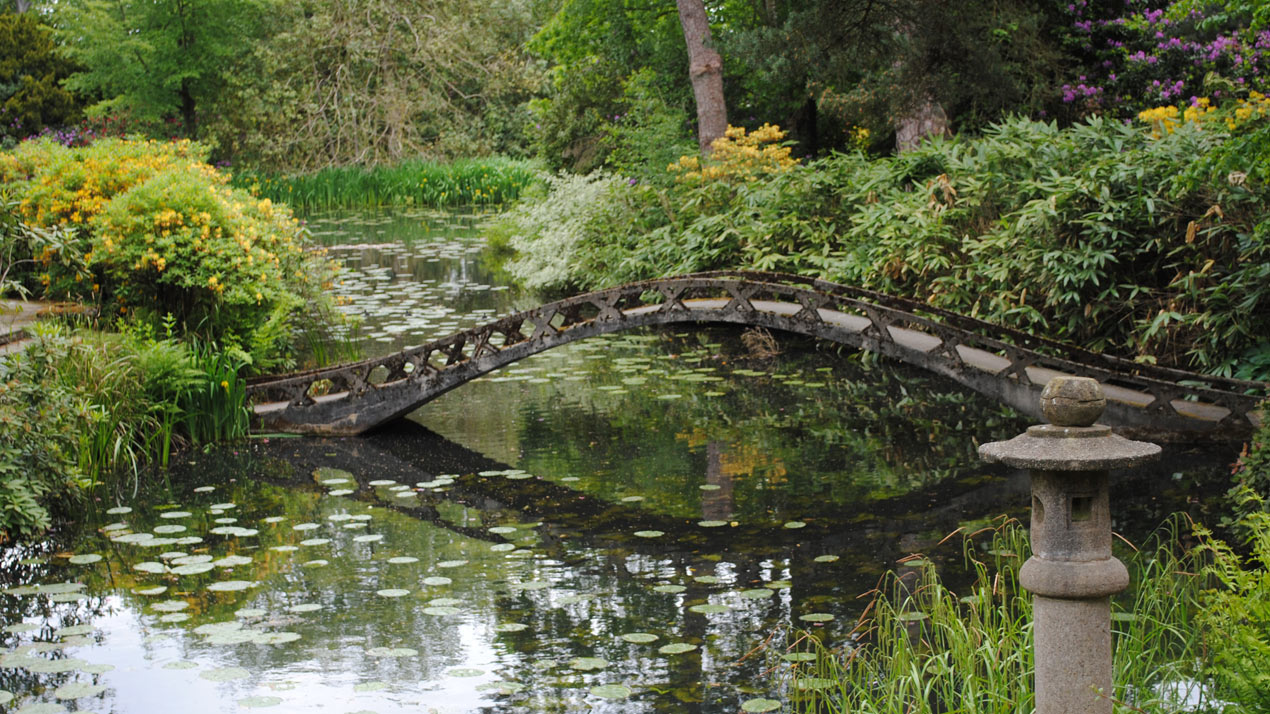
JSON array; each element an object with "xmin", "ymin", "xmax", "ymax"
[{"xmin": 0, "ymin": 210, "xmax": 1241, "ymax": 714}]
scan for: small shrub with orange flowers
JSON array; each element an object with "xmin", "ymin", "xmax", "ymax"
[{"xmin": 0, "ymin": 137, "xmax": 332, "ymax": 369}]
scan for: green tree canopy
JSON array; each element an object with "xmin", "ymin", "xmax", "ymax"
[
  {"xmin": 0, "ymin": 11, "xmax": 80, "ymax": 143},
  {"xmin": 54, "ymin": 0, "xmax": 271, "ymax": 138}
]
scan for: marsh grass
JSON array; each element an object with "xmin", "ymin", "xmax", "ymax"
[
  {"xmin": 775, "ymin": 519, "xmax": 1216, "ymax": 714},
  {"xmin": 234, "ymin": 157, "xmax": 541, "ymax": 211}
]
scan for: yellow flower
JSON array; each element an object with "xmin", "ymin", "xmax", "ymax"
[{"xmin": 220, "ymin": 380, "xmax": 230, "ymax": 390}]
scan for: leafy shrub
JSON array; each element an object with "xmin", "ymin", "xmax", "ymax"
[
  {"xmin": 0, "ymin": 137, "xmax": 333, "ymax": 369},
  {"xmin": 0, "ymin": 13, "xmax": 82, "ymax": 146},
  {"xmin": 489, "ymin": 170, "xmax": 625, "ymax": 292},
  {"xmin": 668, "ymin": 123, "xmax": 798, "ymax": 183},
  {"xmin": 498, "ymin": 113, "xmax": 1270, "ymax": 377}
]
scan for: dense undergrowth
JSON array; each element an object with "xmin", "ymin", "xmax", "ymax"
[{"xmin": 493, "ymin": 110, "xmax": 1270, "ymax": 381}]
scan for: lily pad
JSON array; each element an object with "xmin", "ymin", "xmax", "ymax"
[
  {"xmin": 239, "ymin": 695, "xmax": 283, "ymax": 708},
  {"xmin": 254, "ymin": 631, "xmax": 301, "ymax": 645},
  {"xmin": 633, "ymin": 530, "xmax": 664, "ymax": 538},
  {"xmin": 302, "ymin": 560, "xmax": 329, "ymax": 568},
  {"xmin": 422, "ymin": 606, "xmax": 459, "ymax": 616},
  {"xmin": 172, "ymin": 563, "xmax": 215, "ymax": 576},
  {"xmin": 688, "ymin": 603, "xmax": 730, "ymax": 614},
  {"xmin": 782, "ymin": 652, "xmax": 817, "ymax": 662},
  {"xmin": 620, "ymin": 496, "xmax": 645, "ymax": 502},
  {"xmin": 288, "ymin": 603, "xmax": 323, "ymax": 613},
  {"xmin": 368, "ymin": 479, "xmax": 397, "ymax": 486},
  {"xmin": 353, "ymin": 681, "xmax": 389, "ymax": 693},
  {"xmin": 300, "ymin": 538, "xmax": 331, "ymax": 547},
  {"xmin": 697, "ymin": 520, "xmax": 728, "ymax": 528},
  {"xmin": 158, "ymin": 613, "xmax": 191, "ymax": 623},
  {"xmin": 235, "ymin": 608, "xmax": 267, "ymax": 618},
  {"xmin": 386, "ymin": 556, "xmax": 419, "ymax": 564},
  {"xmin": 207, "ymin": 580, "xmax": 254, "ymax": 592},
  {"xmin": 740, "ymin": 588, "xmax": 775, "ymax": 599},
  {"xmin": 653, "ymin": 585, "xmax": 686, "ymax": 594},
  {"xmin": 376, "ymin": 589, "xmax": 410, "ymax": 598},
  {"xmin": 150, "ymin": 600, "xmax": 189, "ymax": 612},
  {"xmin": 270, "ymin": 545, "xmax": 298, "ymax": 552},
  {"xmin": 422, "ymin": 576, "xmax": 452, "ymax": 586},
  {"xmin": 213, "ymin": 555, "xmax": 253, "ymax": 568},
  {"xmin": 590, "ymin": 684, "xmax": 633, "ymax": 699},
  {"xmin": 134, "ymin": 562, "xmax": 167, "ymax": 574},
  {"xmin": 798, "ymin": 613, "xmax": 835, "ymax": 623},
  {"xmin": 698, "ymin": 484, "xmax": 722, "ymax": 491},
  {"xmin": 783, "ymin": 521, "xmax": 807, "ymax": 529},
  {"xmin": 352, "ymin": 534, "xmax": 383, "ymax": 543},
  {"xmin": 495, "ymin": 623, "xmax": 529, "ymax": 633},
  {"xmin": 54, "ymin": 625, "xmax": 94, "ymax": 638},
  {"xmin": 159, "ymin": 511, "xmax": 192, "ymax": 519},
  {"xmin": 66, "ymin": 554, "xmax": 103, "ymax": 565},
  {"xmin": 3, "ymin": 623, "xmax": 39, "ymax": 634},
  {"xmin": 569, "ymin": 657, "xmax": 608, "ymax": 671},
  {"xmin": 163, "ymin": 660, "xmax": 198, "ymax": 670},
  {"xmin": 488, "ymin": 526, "xmax": 517, "ymax": 535},
  {"xmin": 620, "ymin": 633, "xmax": 658, "ymax": 644},
  {"xmin": 693, "ymin": 575, "xmax": 721, "ymax": 584},
  {"xmin": 200, "ymin": 666, "xmax": 250, "ymax": 682},
  {"xmin": 741, "ymin": 698, "xmax": 781, "ymax": 712},
  {"xmin": 436, "ymin": 559, "xmax": 468, "ymax": 568},
  {"xmin": 153, "ymin": 525, "xmax": 187, "ymax": 534},
  {"xmin": 448, "ymin": 667, "xmax": 485, "ymax": 677},
  {"xmin": 765, "ymin": 580, "xmax": 792, "ymax": 590},
  {"xmin": 658, "ymin": 643, "xmax": 698, "ymax": 655},
  {"xmin": 328, "ymin": 489, "xmax": 355, "ymax": 497},
  {"xmin": 104, "ymin": 506, "xmax": 132, "ymax": 515},
  {"xmin": 193, "ymin": 486, "xmax": 216, "ymax": 493},
  {"xmin": 490, "ymin": 543, "xmax": 516, "ymax": 552},
  {"xmin": 813, "ymin": 555, "xmax": 840, "ymax": 563},
  {"xmin": 292, "ymin": 523, "xmax": 320, "ymax": 531},
  {"xmin": 366, "ymin": 647, "xmax": 417, "ymax": 658},
  {"xmin": 210, "ymin": 503, "xmax": 236, "ymax": 510},
  {"xmin": 13, "ymin": 703, "xmax": 67, "ymax": 714}
]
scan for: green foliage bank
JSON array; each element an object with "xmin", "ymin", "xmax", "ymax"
[{"xmin": 495, "ymin": 112, "xmax": 1270, "ymax": 380}]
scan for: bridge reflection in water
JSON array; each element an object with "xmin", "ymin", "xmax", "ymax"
[{"xmin": 248, "ymin": 272, "xmax": 1265, "ymax": 439}]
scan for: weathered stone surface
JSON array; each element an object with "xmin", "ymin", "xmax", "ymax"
[
  {"xmin": 979, "ymin": 423, "xmax": 1161, "ymax": 471},
  {"xmin": 1040, "ymin": 376, "xmax": 1106, "ymax": 427}
]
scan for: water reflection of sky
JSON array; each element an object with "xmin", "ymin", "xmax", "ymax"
[{"xmin": 0, "ymin": 210, "xmax": 1238, "ymax": 714}]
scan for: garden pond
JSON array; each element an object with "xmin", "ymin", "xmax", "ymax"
[{"xmin": 0, "ymin": 210, "xmax": 1243, "ymax": 714}]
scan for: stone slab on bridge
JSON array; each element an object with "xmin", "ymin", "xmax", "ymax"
[{"xmin": 247, "ymin": 272, "xmax": 1266, "ymax": 441}]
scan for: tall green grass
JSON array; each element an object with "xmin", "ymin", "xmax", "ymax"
[
  {"xmin": 233, "ymin": 157, "xmax": 542, "ymax": 211},
  {"xmin": 774, "ymin": 519, "xmax": 1214, "ymax": 713}
]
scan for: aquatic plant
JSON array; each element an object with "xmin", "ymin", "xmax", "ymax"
[{"xmin": 233, "ymin": 158, "xmax": 541, "ymax": 211}]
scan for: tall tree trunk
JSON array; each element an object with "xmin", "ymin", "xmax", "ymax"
[
  {"xmin": 179, "ymin": 80, "xmax": 197, "ymax": 138},
  {"xmin": 14, "ymin": 0, "xmax": 31, "ymax": 12},
  {"xmin": 676, "ymin": 0, "xmax": 727, "ymax": 156},
  {"xmin": 894, "ymin": 90, "xmax": 948, "ymax": 152}
]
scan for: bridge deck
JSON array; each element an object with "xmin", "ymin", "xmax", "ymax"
[{"xmin": 248, "ymin": 272, "xmax": 1264, "ymax": 439}]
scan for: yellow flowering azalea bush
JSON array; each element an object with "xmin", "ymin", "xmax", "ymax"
[
  {"xmin": 668, "ymin": 124, "xmax": 798, "ymax": 183},
  {"xmin": 1138, "ymin": 92, "xmax": 1270, "ymax": 137},
  {"xmin": 1, "ymin": 137, "xmax": 331, "ymax": 368}
]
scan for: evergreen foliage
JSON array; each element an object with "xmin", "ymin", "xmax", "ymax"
[{"xmin": 0, "ymin": 12, "xmax": 80, "ymax": 145}]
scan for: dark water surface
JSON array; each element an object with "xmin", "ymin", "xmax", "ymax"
[{"xmin": 0, "ymin": 210, "xmax": 1241, "ymax": 714}]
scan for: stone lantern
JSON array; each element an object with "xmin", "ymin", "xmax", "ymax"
[{"xmin": 980, "ymin": 376, "xmax": 1160, "ymax": 714}]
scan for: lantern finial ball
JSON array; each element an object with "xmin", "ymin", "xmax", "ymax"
[{"xmin": 1040, "ymin": 376, "xmax": 1106, "ymax": 427}]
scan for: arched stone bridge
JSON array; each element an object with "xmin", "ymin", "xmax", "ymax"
[{"xmin": 247, "ymin": 271, "xmax": 1266, "ymax": 439}]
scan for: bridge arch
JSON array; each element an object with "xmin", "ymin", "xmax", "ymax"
[{"xmin": 247, "ymin": 272, "xmax": 1264, "ymax": 438}]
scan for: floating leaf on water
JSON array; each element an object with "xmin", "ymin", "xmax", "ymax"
[
  {"xmin": 366, "ymin": 647, "xmax": 417, "ymax": 658},
  {"xmin": 689, "ymin": 604, "xmax": 730, "ymax": 614},
  {"xmin": 902, "ymin": 558, "xmax": 931, "ymax": 568},
  {"xmin": 150, "ymin": 600, "xmax": 189, "ymax": 612},
  {"xmin": 270, "ymin": 546, "xmax": 298, "ymax": 553},
  {"xmin": 255, "ymin": 631, "xmax": 302, "ymax": 645},
  {"xmin": 799, "ymin": 613, "xmax": 835, "ymax": 623},
  {"xmin": 292, "ymin": 523, "xmax": 320, "ymax": 531},
  {"xmin": 448, "ymin": 667, "xmax": 485, "ymax": 677},
  {"xmin": 765, "ymin": 581, "xmax": 792, "ymax": 590},
  {"xmin": 235, "ymin": 608, "xmax": 267, "ymax": 618},
  {"xmin": 495, "ymin": 623, "xmax": 528, "ymax": 633},
  {"xmin": 211, "ymin": 503, "xmax": 236, "ymax": 511},
  {"xmin": 175, "ymin": 536, "xmax": 204, "ymax": 545},
  {"xmin": 342, "ymin": 523, "xmax": 368, "ymax": 530},
  {"xmin": 200, "ymin": 666, "xmax": 250, "ymax": 682},
  {"xmin": 36, "ymin": 582, "xmax": 86, "ymax": 594},
  {"xmin": 207, "ymin": 580, "xmax": 254, "ymax": 593},
  {"xmin": 210, "ymin": 526, "xmax": 258, "ymax": 537},
  {"xmin": 741, "ymin": 698, "xmax": 781, "ymax": 712},
  {"xmin": 152, "ymin": 525, "xmax": 187, "ymax": 535},
  {"xmin": 300, "ymin": 538, "xmax": 331, "ymax": 547},
  {"xmin": 238, "ymin": 696, "xmax": 283, "ymax": 708},
  {"xmin": 490, "ymin": 543, "xmax": 516, "ymax": 552},
  {"xmin": 422, "ymin": 577, "xmax": 452, "ymax": 587},
  {"xmin": 782, "ymin": 652, "xmax": 818, "ymax": 663},
  {"xmin": 559, "ymin": 477, "xmax": 580, "ymax": 483},
  {"xmin": 194, "ymin": 621, "xmax": 244, "ymax": 636},
  {"xmin": 505, "ymin": 473, "xmax": 533, "ymax": 480},
  {"xmin": 653, "ymin": 585, "xmax": 686, "ymax": 594},
  {"xmin": 105, "ymin": 506, "xmax": 132, "ymax": 515},
  {"xmin": 3, "ymin": 623, "xmax": 39, "ymax": 634},
  {"xmin": 159, "ymin": 511, "xmax": 192, "ymax": 519},
  {"xmin": 436, "ymin": 559, "xmax": 468, "ymax": 569},
  {"xmin": 556, "ymin": 594, "xmax": 587, "ymax": 605},
  {"xmin": 569, "ymin": 657, "xmax": 608, "ymax": 671},
  {"xmin": 328, "ymin": 489, "xmax": 355, "ymax": 497},
  {"xmin": 739, "ymin": 588, "xmax": 775, "ymax": 600},
  {"xmin": 353, "ymin": 534, "xmax": 383, "ymax": 543},
  {"xmin": 422, "ymin": 606, "xmax": 459, "ymax": 616},
  {"xmin": 620, "ymin": 633, "xmax": 658, "ymax": 644},
  {"xmin": 656, "ymin": 394, "xmax": 682, "ymax": 400},
  {"xmin": 136, "ymin": 537, "xmax": 180, "ymax": 548},
  {"xmin": 634, "ymin": 530, "xmax": 664, "ymax": 539},
  {"xmin": 376, "ymin": 589, "xmax": 410, "ymax": 598},
  {"xmin": 589, "ymin": 684, "xmax": 633, "ymax": 699},
  {"xmin": 193, "ymin": 486, "xmax": 216, "ymax": 493},
  {"xmin": 24, "ymin": 657, "xmax": 89, "ymax": 673},
  {"xmin": 693, "ymin": 575, "xmax": 721, "ymax": 584},
  {"xmin": 368, "ymin": 480, "xmax": 397, "ymax": 487},
  {"xmin": 620, "ymin": 496, "xmax": 645, "ymax": 503},
  {"xmin": 478, "ymin": 681, "xmax": 526, "ymax": 695},
  {"xmin": 516, "ymin": 581, "xmax": 549, "ymax": 592},
  {"xmin": 66, "ymin": 554, "xmax": 102, "ymax": 565},
  {"xmin": 172, "ymin": 563, "xmax": 215, "ymax": 576},
  {"xmin": 896, "ymin": 612, "xmax": 929, "ymax": 623},
  {"xmin": 52, "ymin": 682, "xmax": 107, "ymax": 702},
  {"xmin": 213, "ymin": 555, "xmax": 253, "ymax": 568},
  {"xmin": 813, "ymin": 555, "xmax": 840, "ymax": 563},
  {"xmin": 134, "ymin": 562, "xmax": 167, "ymax": 574},
  {"xmin": 658, "ymin": 643, "xmax": 697, "ymax": 655},
  {"xmin": 101, "ymin": 523, "xmax": 129, "ymax": 532},
  {"xmin": 213, "ymin": 517, "xmax": 237, "ymax": 524},
  {"xmin": 112, "ymin": 533, "xmax": 155, "ymax": 544},
  {"xmin": 163, "ymin": 660, "xmax": 198, "ymax": 670},
  {"xmin": 288, "ymin": 603, "xmax": 322, "ymax": 613},
  {"xmin": 698, "ymin": 484, "xmax": 722, "ymax": 491},
  {"xmin": 387, "ymin": 556, "xmax": 419, "ymax": 564},
  {"xmin": 262, "ymin": 516, "xmax": 286, "ymax": 524},
  {"xmin": 133, "ymin": 586, "xmax": 167, "ymax": 596},
  {"xmin": 428, "ymin": 598, "xmax": 461, "ymax": 607},
  {"xmin": 783, "ymin": 521, "xmax": 807, "ymax": 530},
  {"xmin": 353, "ymin": 681, "xmax": 389, "ymax": 693},
  {"xmin": 158, "ymin": 613, "xmax": 191, "ymax": 623},
  {"xmin": 488, "ymin": 526, "xmax": 517, "ymax": 535}
]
